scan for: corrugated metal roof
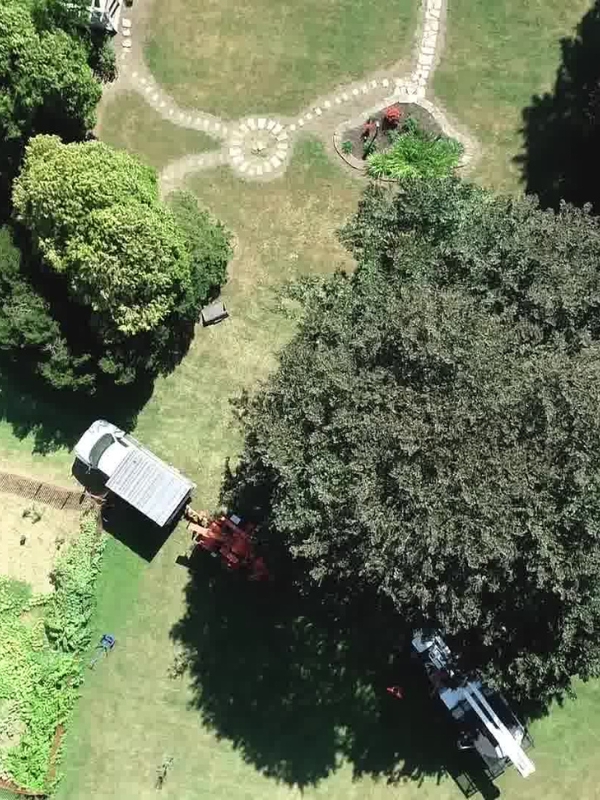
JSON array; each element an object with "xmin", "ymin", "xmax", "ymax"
[{"xmin": 106, "ymin": 446, "xmax": 194, "ymax": 527}]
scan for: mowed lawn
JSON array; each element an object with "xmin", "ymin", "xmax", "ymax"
[
  {"xmin": 98, "ymin": 92, "xmax": 219, "ymax": 171},
  {"xmin": 3, "ymin": 1, "xmax": 600, "ymax": 797},
  {"xmin": 145, "ymin": 0, "xmax": 418, "ymax": 116},
  {"xmin": 434, "ymin": 0, "xmax": 591, "ymax": 191}
]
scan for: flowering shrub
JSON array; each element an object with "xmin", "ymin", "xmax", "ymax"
[{"xmin": 384, "ymin": 105, "xmax": 403, "ymax": 128}]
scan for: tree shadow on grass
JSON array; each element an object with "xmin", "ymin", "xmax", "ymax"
[
  {"xmin": 171, "ymin": 551, "xmax": 501, "ymax": 794},
  {"xmin": 516, "ymin": 0, "xmax": 600, "ymax": 210},
  {"xmin": 172, "ymin": 453, "xmax": 505, "ymax": 795},
  {"xmin": 0, "ymin": 361, "xmax": 154, "ymax": 456},
  {"xmin": 100, "ymin": 496, "xmax": 175, "ymax": 561}
]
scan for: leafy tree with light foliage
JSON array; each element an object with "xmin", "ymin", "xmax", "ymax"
[
  {"xmin": 11, "ymin": 136, "xmax": 231, "ymax": 390},
  {"xmin": 228, "ymin": 177, "xmax": 600, "ymax": 706},
  {"xmin": 13, "ymin": 135, "xmax": 191, "ymax": 337}
]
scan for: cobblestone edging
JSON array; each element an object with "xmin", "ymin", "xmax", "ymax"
[{"xmin": 114, "ymin": 0, "xmax": 476, "ymax": 186}]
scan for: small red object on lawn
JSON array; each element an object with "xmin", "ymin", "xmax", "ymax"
[{"xmin": 386, "ymin": 685, "xmax": 404, "ymax": 700}]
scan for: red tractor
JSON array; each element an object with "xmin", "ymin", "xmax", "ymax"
[{"xmin": 185, "ymin": 507, "xmax": 270, "ymax": 581}]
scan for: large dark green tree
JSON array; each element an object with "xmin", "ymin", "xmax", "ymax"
[
  {"xmin": 229, "ymin": 178, "xmax": 600, "ymax": 705},
  {"xmin": 8, "ymin": 136, "xmax": 231, "ymax": 391},
  {"xmin": 0, "ymin": 0, "xmax": 101, "ymax": 212}
]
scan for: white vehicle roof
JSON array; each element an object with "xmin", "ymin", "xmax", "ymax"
[
  {"xmin": 74, "ymin": 419, "xmax": 124, "ymax": 469},
  {"xmin": 74, "ymin": 420, "xmax": 195, "ymax": 527}
]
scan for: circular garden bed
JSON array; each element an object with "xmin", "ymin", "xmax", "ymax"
[
  {"xmin": 337, "ymin": 101, "xmax": 464, "ymax": 181},
  {"xmin": 341, "ymin": 102, "xmax": 444, "ymax": 162}
]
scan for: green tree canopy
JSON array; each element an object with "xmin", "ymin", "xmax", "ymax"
[
  {"xmin": 7, "ymin": 136, "xmax": 231, "ymax": 391},
  {"xmin": 13, "ymin": 135, "xmax": 191, "ymax": 336},
  {"xmin": 0, "ymin": 1, "xmax": 100, "ymax": 205},
  {"xmin": 169, "ymin": 190, "xmax": 232, "ymax": 307},
  {"xmin": 0, "ymin": 225, "xmax": 94, "ymax": 391},
  {"xmin": 229, "ymin": 178, "xmax": 600, "ymax": 705}
]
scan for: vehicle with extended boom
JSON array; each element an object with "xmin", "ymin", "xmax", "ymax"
[{"xmin": 412, "ymin": 630, "xmax": 535, "ymax": 780}]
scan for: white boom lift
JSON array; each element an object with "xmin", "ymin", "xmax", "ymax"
[
  {"xmin": 412, "ymin": 630, "xmax": 535, "ymax": 779},
  {"xmin": 462, "ymin": 681, "xmax": 535, "ymax": 777}
]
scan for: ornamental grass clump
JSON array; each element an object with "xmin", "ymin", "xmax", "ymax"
[{"xmin": 367, "ymin": 117, "xmax": 462, "ymax": 180}]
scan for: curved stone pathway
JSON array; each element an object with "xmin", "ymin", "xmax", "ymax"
[{"xmin": 114, "ymin": 0, "xmax": 476, "ymax": 190}]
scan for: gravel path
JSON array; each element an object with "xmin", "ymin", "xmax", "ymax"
[{"xmin": 109, "ymin": 0, "xmax": 477, "ymax": 190}]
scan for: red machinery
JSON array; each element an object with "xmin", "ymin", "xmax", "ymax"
[{"xmin": 185, "ymin": 508, "xmax": 270, "ymax": 581}]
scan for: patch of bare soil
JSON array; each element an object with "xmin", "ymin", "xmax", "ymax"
[{"xmin": 0, "ymin": 496, "xmax": 80, "ymax": 595}]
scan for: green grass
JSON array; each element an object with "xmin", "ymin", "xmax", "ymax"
[
  {"xmin": 145, "ymin": 0, "xmax": 418, "ymax": 117},
  {"xmin": 4, "ymin": 2, "xmax": 600, "ymax": 796},
  {"xmin": 98, "ymin": 91, "xmax": 219, "ymax": 170},
  {"xmin": 434, "ymin": 0, "xmax": 590, "ymax": 191},
  {"xmin": 128, "ymin": 138, "xmax": 359, "ymax": 495}
]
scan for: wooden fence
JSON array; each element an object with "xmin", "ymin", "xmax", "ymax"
[
  {"xmin": 0, "ymin": 779, "xmax": 46, "ymax": 798},
  {"xmin": 0, "ymin": 470, "xmax": 95, "ymax": 513}
]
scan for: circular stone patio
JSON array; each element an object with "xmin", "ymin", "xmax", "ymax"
[{"xmin": 227, "ymin": 118, "xmax": 290, "ymax": 177}]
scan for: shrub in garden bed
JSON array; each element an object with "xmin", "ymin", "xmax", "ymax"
[
  {"xmin": 0, "ymin": 515, "xmax": 105, "ymax": 793},
  {"xmin": 383, "ymin": 105, "xmax": 403, "ymax": 130},
  {"xmin": 367, "ymin": 118, "xmax": 463, "ymax": 180},
  {"xmin": 341, "ymin": 103, "xmax": 443, "ymax": 160}
]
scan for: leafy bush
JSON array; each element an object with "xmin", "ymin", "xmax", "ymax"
[
  {"xmin": 0, "ymin": 515, "xmax": 105, "ymax": 792},
  {"xmin": 0, "ymin": 225, "xmax": 95, "ymax": 392},
  {"xmin": 89, "ymin": 37, "xmax": 117, "ymax": 83},
  {"xmin": 169, "ymin": 190, "xmax": 232, "ymax": 305},
  {"xmin": 341, "ymin": 140, "xmax": 353, "ymax": 155},
  {"xmin": 367, "ymin": 118, "xmax": 463, "ymax": 180},
  {"xmin": 45, "ymin": 514, "xmax": 106, "ymax": 652},
  {"xmin": 0, "ymin": 226, "xmax": 58, "ymax": 353}
]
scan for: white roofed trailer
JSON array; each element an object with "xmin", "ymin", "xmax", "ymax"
[{"xmin": 74, "ymin": 420, "xmax": 195, "ymax": 527}]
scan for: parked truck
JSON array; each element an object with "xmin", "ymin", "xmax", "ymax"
[
  {"xmin": 74, "ymin": 420, "xmax": 195, "ymax": 527},
  {"xmin": 412, "ymin": 630, "xmax": 535, "ymax": 780}
]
